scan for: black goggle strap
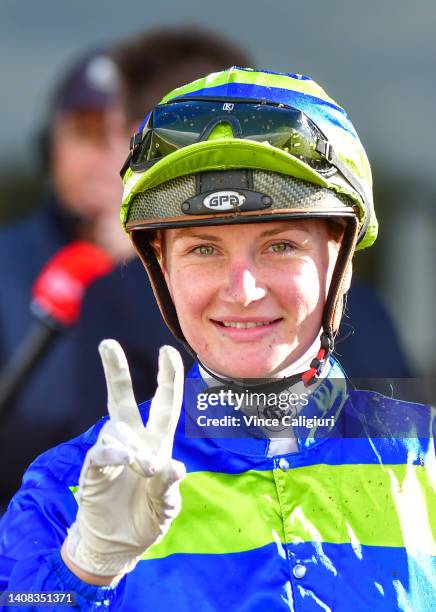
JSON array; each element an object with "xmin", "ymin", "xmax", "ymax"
[{"xmin": 120, "ymin": 132, "xmax": 143, "ymax": 178}]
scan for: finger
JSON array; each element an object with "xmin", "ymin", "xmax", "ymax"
[
  {"xmin": 145, "ymin": 346, "xmax": 184, "ymax": 458},
  {"xmin": 87, "ymin": 421, "xmax": 155, "ymax": 475},
  {"xmin": 98, "ymin": 339, "xmax": 144, "ymax": 431},
  {"xmin": 148, "ymin": 459, "xmax": 186, "ymax": 506}
]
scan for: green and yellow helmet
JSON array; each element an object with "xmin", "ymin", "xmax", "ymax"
[{"xmin": 120, "ymin": 67, "xmax": 378, "ymax": 379}]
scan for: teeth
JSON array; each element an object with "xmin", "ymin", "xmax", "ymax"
[{"xmin": 221, "ymin": 321, "xmax": 272, "ymax": 328}]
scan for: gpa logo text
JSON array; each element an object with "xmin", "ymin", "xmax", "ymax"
[{"xmin": 203, "ymin": 191, "xmax": 245, "ymax": 211}]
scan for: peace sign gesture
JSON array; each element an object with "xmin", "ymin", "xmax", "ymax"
[
  {"xmin": 102, "ymin": 339, "xmax": 184, "ymax": 468},
  {"xmin": 64, "ymin": 340, "xmax": 186, "ymax": 579}
]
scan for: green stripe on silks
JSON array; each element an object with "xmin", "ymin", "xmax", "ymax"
[
  {"xmin": 160, "ymin": 68, "xmax": 339, "ymax": 107},
  {"xmin": 274, "ymin": 463, "xmax": 436, "ymax": 556},
  {"xmin": 143, "ymin": 469, "xmax": 283, "ymax": 560},
  {"xmin": 142, "ymin": 464, "xmax": 435, "ymax": 560}
]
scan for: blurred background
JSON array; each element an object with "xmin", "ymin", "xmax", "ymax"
[{"xmin": 0, "ymin": 0, "xmax": 434, "ymax": 377}]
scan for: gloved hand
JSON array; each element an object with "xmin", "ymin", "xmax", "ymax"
[{"xmin": 65, "ymin": 339, "xmax": 185, "ymax": 577}]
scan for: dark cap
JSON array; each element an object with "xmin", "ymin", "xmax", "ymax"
[{"xmin": 52, "ymin": 48, "xmax": 120, "ymax": 114}]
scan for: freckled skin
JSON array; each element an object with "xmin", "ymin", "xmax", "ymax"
[{"xmin": 161, "ymin": 220, "xmax": 344, "ymax": 379}]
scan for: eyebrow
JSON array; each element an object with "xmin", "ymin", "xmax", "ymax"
[
  {"xmin": 171, "ymin": 223, "xmax": 311, "ymax": 243},
  {"xmin": 172, "ymin": 232, "xmax": 223, "ymax": 243},
  {"xmin": 257, "ymin": 223, "xmax": 311, "ymax": 238}
]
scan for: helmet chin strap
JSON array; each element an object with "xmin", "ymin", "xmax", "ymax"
[
  {"xmin": 302, "ymin": 216, "xmax": 359, "ymax": 384},
  {"xmin": 197, "ymin": 332, "xmax": 328, "ymax": 395},
  {"xmin": 196, "ymin": 356, "xmax": 305, "ymax": 396},
  {"xmin": 300, "ymin": 331, "xmax": 334, "ymax": 385},
  {"xmin": 194, "ymin": 333, "xmax": 333, "ymax": 397}
]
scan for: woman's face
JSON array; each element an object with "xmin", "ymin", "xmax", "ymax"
[{"xmin": 161, "ymin": 220, "xmax": 343, "ymax": 379}]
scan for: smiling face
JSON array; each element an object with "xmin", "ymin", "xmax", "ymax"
[{"xmin": 159, "ymin": 220, "xmax": 346, "ymax": 379}]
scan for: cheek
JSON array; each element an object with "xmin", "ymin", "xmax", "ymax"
[
  {"xmin": 53, "ymin": 139, "xmax": 79, "ymax": 167},
  {"xmin": 52, "ymin": 145, "xmax": 89, "ymax": 190},
  {"xmin": 280, "ymin": 263, "xmax": 324, "ymax": 317},
  {"xmin": 165, "ymin": 265, "xmax": 213, "ymax": 325},
  {"xmin": 302, "ymin": 244, "xmax": 337, "ymax": 303},
  {"xmin": 51, "ymin": 147, "xmax": 70, "ymax": 184}
]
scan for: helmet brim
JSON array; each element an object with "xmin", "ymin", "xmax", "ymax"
[{"xmin": 121, "ymin": 138, "xmax": 331, "ymax": 227}]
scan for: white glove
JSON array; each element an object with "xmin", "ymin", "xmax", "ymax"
[{"xmin": 65, "ymin": 339, "xmax": 185, "ymax": 577}]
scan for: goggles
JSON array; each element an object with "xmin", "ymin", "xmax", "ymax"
[
  {"xmin": 121, "ymin": 98, "xmax": 369, "ymax": 233},
  {"xmin": 123, "ymin": 98, "xmax": 340, "ymax": 174}
]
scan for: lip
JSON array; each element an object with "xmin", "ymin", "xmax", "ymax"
[
  {"xmin": 210, "ymin": 317, "xmax": 282, "ymax": 340},
  {"xmin": 214, "ymin": 317, "xmax": 278, "ymax": 323}
]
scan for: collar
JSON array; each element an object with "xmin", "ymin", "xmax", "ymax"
[{"xmin": 183, "ymin": 357, "xmax": 348, "ymax": 457}]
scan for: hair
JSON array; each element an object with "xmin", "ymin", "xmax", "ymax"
[
  {"xmin": 113, "ymin": 26, "xmax": 252, "ymax": 125},
  {"xmin": 326, "ymin": 218, "xmax": 346, "ymax": 243}
]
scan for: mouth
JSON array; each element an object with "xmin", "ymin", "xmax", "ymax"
[
  {"xmin": 217, "ymin": 320, "xmax": 279, "ymax": 329},
  {"xmin": 210, "ymin": 318, "xmax": 282, "ymax": 336}
]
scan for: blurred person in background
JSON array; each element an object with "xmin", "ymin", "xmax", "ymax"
[
  {"xmin": 0, "ymin": 47, "xmax": 132, "ymax": 510},
  {"xmin": 0, "ymin": 28, "xmax": 252, "ymax": 510},
  {"xmin": 40, "ymin": 49, "xmax": 133, "ymax": 261}
]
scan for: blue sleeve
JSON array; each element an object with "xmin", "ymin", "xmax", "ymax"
[{"xmin": 0, "ymin": 431, "xmax": 122, "ymax": 610}]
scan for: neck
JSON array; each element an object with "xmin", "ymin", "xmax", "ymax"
[{"xmin": 273, "ymin": 334, "xmax": 324, "ymax": 378}]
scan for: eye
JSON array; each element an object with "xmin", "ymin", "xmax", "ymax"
[
  {"xmin": 268, "ymin": 241, "xmax": 296, "ymax": 254},
  {"xmin": 193, "ymin": 244, "xmax": 216, "ymax": 256}
]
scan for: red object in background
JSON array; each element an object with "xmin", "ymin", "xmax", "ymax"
[
  {"xmin": 0, "ymin": 241, "xmax": 114, "ymax": 415},
  {"xmin": 31, "ymin": 241, "xmax": 114, "ymax": 327}
]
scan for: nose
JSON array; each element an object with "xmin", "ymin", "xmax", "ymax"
[{"xmin": 220, "ymin": 262, "xmax": 266, "ymax": 307}]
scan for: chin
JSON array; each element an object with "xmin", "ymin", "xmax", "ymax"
[
  {"xmin": 209, "ymin": 359, "xmax": 278, "ymax": 381},
  {"xmin": 197, "ymin": 342, "xmax": 294, "ymax": 380}
]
